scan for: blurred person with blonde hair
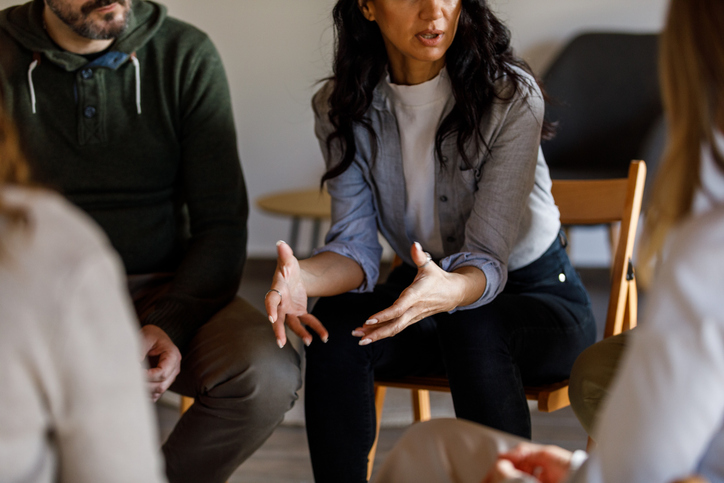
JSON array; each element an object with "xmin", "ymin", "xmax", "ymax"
[
  {"xmin": 0, "ymin": 98, "xmax": 166, "ymax": 482},
  {"xmin": 373, "ymin": 1, "xmax": 724, "ymax": 482},
  {"xmin": 0, "ymin": 0, "xmax": 302, "ymax": 480}
]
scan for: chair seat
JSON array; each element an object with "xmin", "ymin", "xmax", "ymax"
[{"xmin": 374, "ymin": 376, "xmax": 571, "ymax": 413}]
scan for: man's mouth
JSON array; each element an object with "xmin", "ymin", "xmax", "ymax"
[
  {"xmin": 81, "ymin": 0, "xmax": 123, "ymax": 16},
  {"xmin": 95, "ymin": 4, "xmax": 117, "ymax": 13}
]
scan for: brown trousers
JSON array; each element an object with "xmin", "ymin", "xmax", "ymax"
[{"xmin": 128, "ymin": 274, "xmax": 302, "ymax": 483}]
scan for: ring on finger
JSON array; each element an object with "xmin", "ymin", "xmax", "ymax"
[
  {"xmin": 266, "ymin": 289, "xmax": 282, "ymax": 302},
  {"xmin": 420, "ymin": 253, "xmax": 433, "ymax": 268}
]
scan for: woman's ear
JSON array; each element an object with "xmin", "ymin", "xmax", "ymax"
[{"xmin": 358, "ymin": 0, "xmax": 375, "ymax": 21}]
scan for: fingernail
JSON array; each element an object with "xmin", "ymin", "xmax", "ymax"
[
  {"xmin": 359, "ymin": 338, "xmax": 372, "ymax": 346},
  {"xmin": 277, "ymin": 339, "xmax": 285, "ymax": 349},
  {"xmin": 322, "ymin": 335, "xmax": 329, "ymax": 343},
  {"xmin": 414, "ymin": 241, "xmax": 422, "ymax": 251},
  {"xmin": 351, "ymin": 330, "xmax": 365, "ymax": 337},
  {"xmin": 276, "ymin": 240, "xmax": 286, "ymax": 246},
  {"xmin": 365, "ymin": 319, "xmax": 378, "ymax": 325},
  {"xmin": 268, "ymin": 315, "xmax": 275, "ymax": 324},
  {"xmin": 304, "ymin": 338, "xmax": 312, "ymax": 347}
]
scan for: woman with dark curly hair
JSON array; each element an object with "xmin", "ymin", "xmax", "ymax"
[{"xmin": 265, "ymin": 1, "xmax": 596, "ymax": 480}]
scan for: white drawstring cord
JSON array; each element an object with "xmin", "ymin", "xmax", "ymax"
[
  {"xmin": 28, "ymin": 53, "xmax": 141, "ymax": 115},
  {"xmin": 131, "ymin": 53, "xmax": 141, "ymax": 114},
  {"xmin": 28, "ymin": 58, "xmax": 39, "ymax": 114}
]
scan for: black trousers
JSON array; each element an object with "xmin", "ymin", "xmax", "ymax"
[{"xmin": 304, "ymin": 236, "xmax": 596, "ymax": 482}]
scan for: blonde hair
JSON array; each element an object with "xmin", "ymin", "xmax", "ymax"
[
  {"xmin": 0, "ymin": 99, "xmax": 32, "ymax": 252},
  {"xmin": 639, "ymin": 0, "xmax": 724, "ymax": 282}
]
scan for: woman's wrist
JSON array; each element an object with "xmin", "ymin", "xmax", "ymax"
[
  {"xmin": 449, "ymin": 266, "xmax": 487, "ymax": 308},
  {"xmin": 298, "ymin": 252, "xmax": 365, "ymax": 297}
]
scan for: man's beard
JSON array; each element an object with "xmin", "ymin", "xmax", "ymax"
[{"xmin": 46, "ymin": 0, "xmax": 131, "ymax": 40}]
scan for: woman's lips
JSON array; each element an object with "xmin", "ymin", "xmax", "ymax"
[{"xmin": 416, "ymin": 30, "xmax": 445, "ymax": 47}]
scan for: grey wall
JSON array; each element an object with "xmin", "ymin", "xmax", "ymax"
[{"xmin": 0, "ymin": 0, "xmax": 669, "ymax": 264}]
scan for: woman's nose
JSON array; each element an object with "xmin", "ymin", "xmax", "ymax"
[{"xmin": 419, "ymin": 0, "xmax": 445, "ymax": 22}]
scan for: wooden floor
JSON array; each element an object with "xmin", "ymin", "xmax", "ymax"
[{"xmin": 155, "ymin": 259, "xmax": 630, "ymax": 482}]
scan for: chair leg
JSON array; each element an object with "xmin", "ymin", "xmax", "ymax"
[
  {"xmin": 180, "ymin": 395, "xmax": 194, "ymax": 414},
  {"xmin": 586, "ymin": 436, "xmax": 596, "ymax": 453},
  {"xmin": 367, "ymin": 385, "xmax": 388, "ymax": 481},
  {"xmin": 412, "ymin": 389, "xmax": 431, "ymax": 422},
  {"xmin": 623, "ymin": 280, "xmax": 638, "ymax": 331},
  {"xmin": 177, "ymin": 395, "xmax": 231, "ymax": 483}
]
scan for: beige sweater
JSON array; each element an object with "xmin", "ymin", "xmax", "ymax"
[{"xmin": 0, "ymin": 187, "xmax": 166, "ymax": 483}]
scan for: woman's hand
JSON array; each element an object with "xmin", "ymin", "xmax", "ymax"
[
  {"xmin": 482, "ymin": 459, "xmax": 534, "ymax": 483},
  {"xmin": 265, "ymin": 241, "xmax": 328, "ymax": 348},
  {"xmin": 497, "ymin": 442, "xmax": 574, "ymax": 483},
  {"xmin": 352, "ymin": 242, "xmax": 486, "ymax": 345}
]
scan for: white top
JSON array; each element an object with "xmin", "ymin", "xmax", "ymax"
[
  {"xmin": 693, "ymin": 130, "xmax": 724, "ymax": 214},
  {"xmin": 385, "ymin": 68, "xmax": 451, "ymax": 259},
  {"xmin": 0, "ymin": 187, "xmax": 166, "ymax": 483},
  {"xmin": 568, "ymin": 132, "xmax": 724, "ymax": 483}
]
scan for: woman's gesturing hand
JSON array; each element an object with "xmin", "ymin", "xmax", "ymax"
[
  {"xmin": 352, "ymin": 242, "xmax": 486, "ymax": 345},
  {"xmin": 265, "ymin": 241, "xmax": 329, "ymax": 349}
]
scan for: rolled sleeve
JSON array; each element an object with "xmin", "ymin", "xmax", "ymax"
[
  {"xmin": 446, "ymin": 75, "xmax": 545, "ymax": 310},
  {"xmin": 311, "ymin": 83, "xmax": 383, "ymax": 292},
  {"xmin": 312, "ymin": 238, "xmax": 381, "ymax": 293},
  {"xmin": 439, "ymin": 252, "xmax": 504, "ymax": 311}
]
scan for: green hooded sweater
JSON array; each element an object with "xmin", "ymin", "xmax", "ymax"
[{"xmin": 0, "ymin": 0, "xmax": 248, "ymax": 352}]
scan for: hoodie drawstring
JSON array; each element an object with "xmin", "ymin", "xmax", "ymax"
[
  {"xmin": 131, "ymin": 52, "xmax": 141, "ymax": 114},
  {"xmin": 28, "ymin": 53, "xmax": 41, "ymax": 114},
  {"xmin": 27, "ymin": 52, "xmax": 141, "ymax": 115}
]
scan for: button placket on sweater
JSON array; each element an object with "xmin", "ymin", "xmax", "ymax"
[{"xmin": 77, "ymin": 67, "xmax": 107, "ymax": 145}]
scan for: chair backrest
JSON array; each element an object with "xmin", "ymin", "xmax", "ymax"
[
  {"xmin": 542, "ymin": 33, "xmax": 662, "ymax": 180},
  {"xmin": 551, "ymin": 160, "xmax": 647, "ymax": 338}
]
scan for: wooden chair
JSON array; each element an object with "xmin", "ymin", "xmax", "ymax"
[
  {"xmin": 178, "ymin": 396, "xmax": 227, "ymax": 482},
  {"xmin": 366, "ymin": 160, "xmax": 647, "ymax": 479},
  {"xmin": 180, "ymin": 395, "xmax": 194, "ymax": 413}
]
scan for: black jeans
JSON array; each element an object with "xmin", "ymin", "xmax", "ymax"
[{"xmin": 304, "ymin": 236, "xmax": 596, "ymax": 482}]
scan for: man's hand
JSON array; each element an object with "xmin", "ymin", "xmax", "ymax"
[{"xmin": 139, "ymin": 325, "xmax": 181, "ymax": 402}]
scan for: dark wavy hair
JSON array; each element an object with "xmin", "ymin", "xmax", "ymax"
[{"xmin": 321, "ymin": 0, "xmax": 553, "ymax": 183}]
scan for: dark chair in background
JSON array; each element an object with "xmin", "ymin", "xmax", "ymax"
[{"xmin": 542, "ymin": 32, "xmax": 664, "ymax": 187}]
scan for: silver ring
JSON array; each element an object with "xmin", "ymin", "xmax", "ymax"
[
  {"xmin": 266, "ymin": 289, "xmax": 282, "ymax": 302},
  {"xmin": 420, "ymin": 254, "xmax": 433, "ymax": 268}
]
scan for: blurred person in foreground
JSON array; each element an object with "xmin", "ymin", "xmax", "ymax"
[
  {"xmin": 0, "ymin": 98, "xmax": 166, "ymax": 482},
  {"xmin": 0, "ymin": 1, "xmax": 302, "ymax": 481},
  {"xmin": 373, "ymin": 1, "xmax": 724, "ymax": 482}
]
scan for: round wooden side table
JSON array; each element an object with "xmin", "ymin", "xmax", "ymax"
[{"xmin": 256, "ymin": 188, "xmax": 331, "ymax": 255}]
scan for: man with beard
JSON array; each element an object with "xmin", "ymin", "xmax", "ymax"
[{"xmin": 0, "ymin": 1, "xmax": 302, "ymax": 482}]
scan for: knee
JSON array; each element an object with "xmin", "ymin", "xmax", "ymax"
[
  {"xmin": 195, "ymin": 301, "xmax": 302, "ymax": 420},
  {"xmin": 230, "ymin": 342, "xmax": 302, "ymax": 417}
]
